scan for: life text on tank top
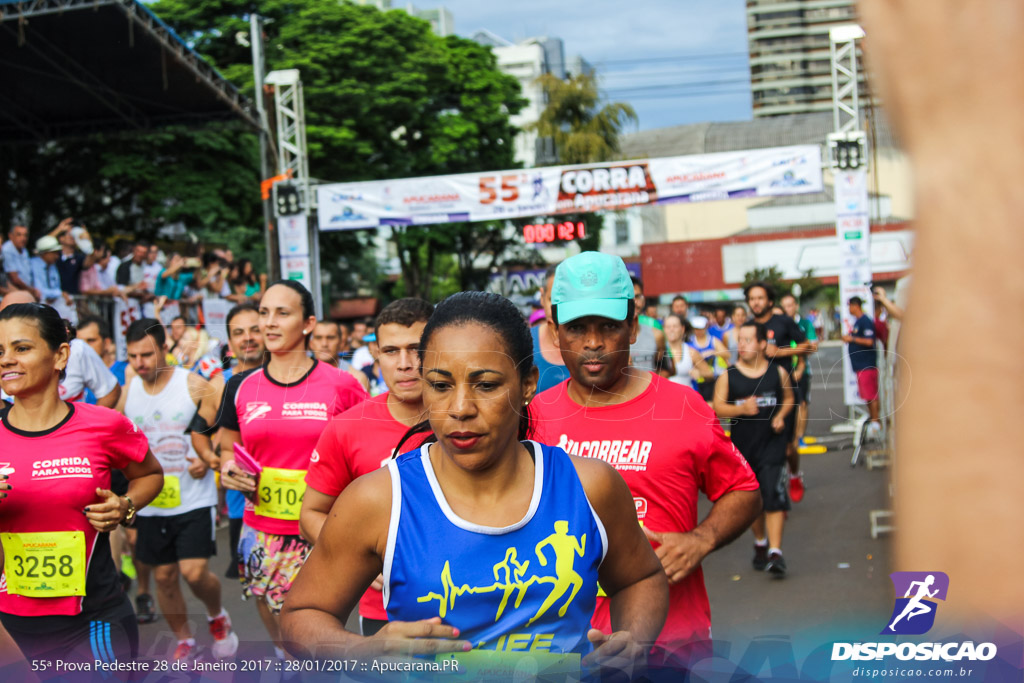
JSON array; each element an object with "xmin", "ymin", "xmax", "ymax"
[{"xmin": 385, "ymin": 442, "xmax": 605, "ymax": 663}]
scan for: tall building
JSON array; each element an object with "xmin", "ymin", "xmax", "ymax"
[
  {"xmin": 351, "ymin": 0, "xmax": 453, "ymax": 37},
  {"xmin": 746, "ymin": 0, "xmax": 873, "ymax": 117},
  {"xmin": 471, "ymin": 30, "xmax": 570, "ymax": 168},
  {"xmin": 407, "ymin": 4, "xmax": 454, "ymax": 37}
]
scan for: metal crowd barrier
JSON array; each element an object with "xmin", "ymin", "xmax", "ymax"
[{"xmin": 71, "ymin": 294, "xmax": 202, "ymax": 329}]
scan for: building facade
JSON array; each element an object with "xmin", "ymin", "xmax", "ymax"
[
  {"xmin": 471, "ymin": 30, "xmax": 569, "ymax": 168},
  {"xmin": 352, "ymin": 0, "xmax": 454, "ymax": 37},
  {"xmin": 747, "ymin": 0, "xmax": 874, "ymax": 117}
]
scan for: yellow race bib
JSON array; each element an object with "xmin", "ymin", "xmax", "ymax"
[
  {"xmin": 150, "ymin": 475, "xmax": 182, "ymax": 509},
  {"xmin": 1, "ymin": 531, "xmax": 86, "ymax": 597},
  {"xmin": 255, "ymin": 467, "xmax": 306, "ymax": 520}
]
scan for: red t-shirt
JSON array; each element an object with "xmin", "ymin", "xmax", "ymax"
[
  {"xmin": 531, "ymin": 374, "xmax": 758, "ymax": 652},
  {"xmin": 218, "ymin": 361, "xmax": 368, "ymax": 536},
  {"xmin": 306, "ymin": 394, "xmax": 429, "ymax": 620},
  {"xmin": 0, "ymin": 403, "xmax": 149, "ymax": 617}
]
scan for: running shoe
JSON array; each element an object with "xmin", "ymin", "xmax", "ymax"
[
  {"xmin": 866, "ymin": 422, "xmax": 883, "ymax": 441},
  {"xmin": 766, "ymin": 551, "xmax": 787, "ymax": 578},
  {"xmin": 135, "ymin": 593, "xmax": 159, "ymax": 624},
  {"xmin": 752, "ymin": 544, "xmax": 768, "ymax": 571},
  {"xmin": 790, "ymin": 472, "xmax": 805, "ymax": 503},
  {"xmin": 209, "ymin": 610, "xmax": 240, "ymax": 659},
  {"xmin": 172, "ymin": 641, "xmax": 195, "ymax": 661}
]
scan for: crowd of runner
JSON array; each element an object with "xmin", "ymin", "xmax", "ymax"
[
  {"xmin": 0, "ymin": 221, "xmax": 272, "ymax": 327},
  {"xmin": 0, "ymin": 249, "xmax": 890, "ymax": 680}
]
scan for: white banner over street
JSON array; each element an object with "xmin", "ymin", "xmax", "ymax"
[
  {"xmin": 317, "ymin": 145, "xmax": 823, "ymax": 231},
  {"xmin": 277, "ymin": 214, "xmax": 314, "ymax": 294}
]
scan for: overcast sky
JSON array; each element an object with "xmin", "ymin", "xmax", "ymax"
[{"xmin": 411, "ymin": 0, "xmax": 753, "ymax": 132}]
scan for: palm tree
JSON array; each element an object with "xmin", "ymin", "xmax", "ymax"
[{"xmin": 529, "ymin": 73, "xmax": 638, "ymax": 165}]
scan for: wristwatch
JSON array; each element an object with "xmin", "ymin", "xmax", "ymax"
[{"xmin": 119, "ymin": 495, "xmax": 137, "ymax": 527}]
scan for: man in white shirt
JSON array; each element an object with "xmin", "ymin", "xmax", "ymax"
[{"xmin": 61, "ymin": 335, "xmax": 121, "ymax": 408}]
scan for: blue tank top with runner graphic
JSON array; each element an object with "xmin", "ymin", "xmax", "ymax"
[
  {"xmin": 384, "ymin": 441, "xmax": 606, "ymax": 658},
  {"xmin": 689, "ymin": 334, "xmax": 725, "ymax": 378}
]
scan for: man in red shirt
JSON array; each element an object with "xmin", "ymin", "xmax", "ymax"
[
  {"xmin": 531, "ymin": 251, "xmax": 761, "ymax": 670},
  {"xmin": 299, "ymin": 298, "xmax": 434, "ymax": 636}
]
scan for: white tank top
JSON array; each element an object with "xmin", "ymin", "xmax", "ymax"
[
  {"xmin": 728, "ymin": 329, "xmax": 739, "ymax": 364},
  {"xmin": 668, "ymin": 341, "xmax": 694, "ymax": 385},
  {"xmin": 126, "ymin": 367, "xmax": 217, "ymax": 517}
]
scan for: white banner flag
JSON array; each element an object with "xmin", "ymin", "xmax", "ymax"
[
  {"xmin": 113, "ymin": 298, "xmax": 143, "ymax": 361},
  {"xmin": 202, "ymin": 299, "xmax": 232, "ymax": 344},
  {"xmin": 158, "ymin": 300, "xmax": 181, "ymax": 327},
  {"xmin": 317, "ymin": 145, "xmax": 823, "ymax": 231},
  {"xmin": 834, "ymin": 169, "xmax": 875, "ymax": 406}
]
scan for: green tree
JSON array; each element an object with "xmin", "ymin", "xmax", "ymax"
[
  {"xmin": 0, "ymin": 125, "xmax": 259, "ymax": 243},
  {"xmin": 743, "ymin": 266, "xmax": 788, "ymax": 297},
  {"xmin": 150, "ymin": 0, "xmax": 527, "ymax": 300},
  {"xmin": 530, "ymin": 73, "xmax": 637, "ymax": 165},
  {"xmin": 742, "ymin": 266, "xmax": 824, "ymax": 304},
  {"xmin": 791, "ymin": 269, "xmax": 825, "ymax": 303},
  {"xmin": 2, "ymin": 0, "xmax": 528, "ymax": 302}
]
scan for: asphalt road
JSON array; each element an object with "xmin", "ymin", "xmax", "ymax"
[
  {"xmin": 699, "ymin": 344, "xmax": 895, "ymax": 679},
  {"xmin": 130, "ymin": 343, "xmax": 896, "ymax": 680}
]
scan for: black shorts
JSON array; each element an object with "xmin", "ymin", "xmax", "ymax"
[
  {"xmin": 135, "ymin": 506, "xmax": 217, "ymax": 566},
  {"xmin": 797, "ymin": 373, "xmax": 811, "ymax": 404},
  {"xmin": 782, "ymin": 371, "xmax": 800, "ymax": 441},
  {"xmin": 752, "ymin": 459, "xmax": 791, "ymax": 513},
  {"xmin": 696, "ymin": 380, "xmax": 716, "ymax": 402},
  {"xmin": 783, "ymin": 407, "xmax": 797, "ymax": 444},
  {"xmin": 360, "ymin": 617, "xmax": 387, "ymax": 637},
  {"xmin": 0, "ymin": 595, "xmax": 138, "ymax": 665}
]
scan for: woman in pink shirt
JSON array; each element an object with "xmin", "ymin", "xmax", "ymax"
[
  {"xmin": 0, "ymin": 303, "xmax": 163, "ymax": 665},
  {"xmin": 218, "ymin": 281, "xmax": 366, "ymax": 666}
]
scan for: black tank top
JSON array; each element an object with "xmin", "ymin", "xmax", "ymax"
[{"xmin": 725, "ymin": 364, "xmax": 786, "ymax": 464}]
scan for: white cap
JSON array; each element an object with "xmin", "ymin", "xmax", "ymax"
[{"xmin": 689, "ymin": 316, "xmax": 708, "ymax": 330}]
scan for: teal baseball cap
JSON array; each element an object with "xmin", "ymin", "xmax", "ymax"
[{"xmin": 551, "ymin": 251, "xmax": 634, "ymax": 324}]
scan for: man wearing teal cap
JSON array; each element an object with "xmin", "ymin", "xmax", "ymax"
[{"xmin": 532, "ymin": 251, "xmax": 762, "ymax": 670}]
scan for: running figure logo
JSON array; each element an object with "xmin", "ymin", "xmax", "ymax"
[
  {"xmin": 883, "ymin": 571, "xmax": 949, "ymax": 635},
  {"xmin": 529, "ymin": 521, "xmax": 586, "ymax": 625},
  {"xmin": 416, "ymin": 520, "xmax": 586, "ymax": 625}
]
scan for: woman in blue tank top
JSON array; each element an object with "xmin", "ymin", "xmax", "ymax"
[{"xmin": 281, "ymin": 292, "xmax": 666, "ymax": 677}]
